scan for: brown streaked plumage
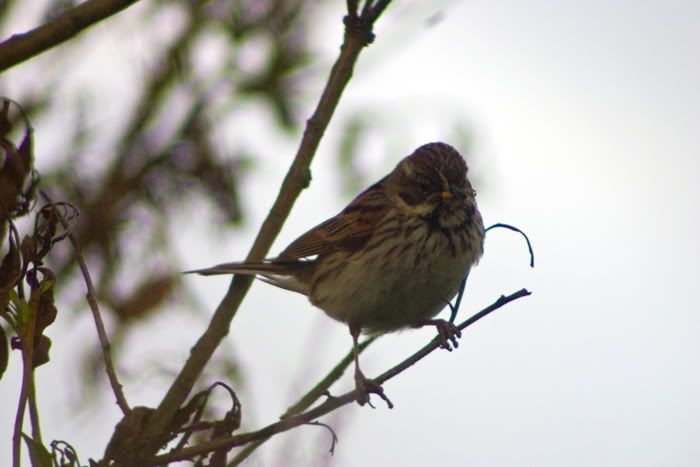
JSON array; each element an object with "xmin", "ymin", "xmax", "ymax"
[{"xmin": 187, "ymin": 142, "xmax": 485, "ymax": 407}]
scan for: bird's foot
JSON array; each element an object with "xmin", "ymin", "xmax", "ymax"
[
  {"xmin": 354, "ymin": 370, "xmax": 393, "ymax": 409},
  {"xmin": 422, "ymin": 319, "xmax": 462, "ymax": 351}
]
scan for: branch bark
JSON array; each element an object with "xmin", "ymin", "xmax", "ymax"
[
  {"xmin": 228, "ymin": 337, "xmax": 377, "ymax": 466},
  {"xmin": 0, "ymin": 0, "xmax": 142, "ymax": 72},
  {"xmin": 150, "ymin": 289, "xmax": 531, "ymax": 465},
  {"xmin": 132, "ymin": 3, "xmax": 391, "ymax": 464}
]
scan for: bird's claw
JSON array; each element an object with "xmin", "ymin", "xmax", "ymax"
[
  {"xmin": 354, "ymin": 371, "xmax": 393, "ymax": 409},
  {"xmin": 426, "ymin": 319, "xmax": 462, "ymax": 351}
]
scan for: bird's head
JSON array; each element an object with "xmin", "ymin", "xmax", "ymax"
[{"xmin": 385, "ymin": 142, "xmax": 477, "ymax": 228}]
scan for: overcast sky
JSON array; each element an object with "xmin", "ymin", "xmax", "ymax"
[{"xmin": 1, "ymin": 1, "xmax": 699, "ymax": 466}]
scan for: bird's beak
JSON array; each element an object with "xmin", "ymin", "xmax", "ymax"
[{"xmin": 441, "ymin": 191, "xmax": 453, "ymax": 200}]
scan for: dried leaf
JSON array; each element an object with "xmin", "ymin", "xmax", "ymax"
[
  {"xmin": 36, "ymin": 281, "xmax": 57, "ymax": 335},
  {"xmin": 32, "ymin": 335, "xmax": 51, "ymax": 368},
  {"xmin": 0, "ymin": 229, "xmax": 21, "ymax": 291},
  {"xmin": 18, "ymin": 126, "xmax": 33, "ymax": 173},
  {"xmin": 20, "ymin": 234, "xmax": 36, "ymax": 267},
  {"xmin": 0, "ymin": 139, "xmax": 22, "ymax": 218},
  {"xmin": 0, "ymin": 326, "xmax": 8, "ymax": 380},
  {"xmin": 0, "ymin": 99, "xmax": 10, "ymax": 137}
]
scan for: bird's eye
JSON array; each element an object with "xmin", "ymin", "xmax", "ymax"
[
  {"xmin": 471, "ymin": 189, "xmax": 477, "ymax": 197},
  {"xmin": 417, "ymin": 178, "xmax": 432, "ymax": 193},
  {"xmin": 399, "ymin": 190, "xmax": 422, "ymax": 206}
]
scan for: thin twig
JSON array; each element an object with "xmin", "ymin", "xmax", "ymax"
[
  {"xmin": 347, "ymin": 0, "xmax": 359, "ymax": 17},
  {"xmin": 140, "ymin": 2, "xmax": 392, "ymax": 456},
  {"xmin": 41, "ymin": 194, "xmax": 131, "ymax": 415},
  {"xmin": 228, "ymin": 337, "xmax": 376, "ymax": 466},
  {"xmin": 306, "ymin": 421, "xmax": 338, "ymax": 455},
  {"xmin": 486, "ymin": 223, "xmax": 535, "ymax": 268},
  {"xmin": 283, "ymin": 336, "xmax": 376, "ymax": 418},
  {"xmin": 28, "ymin": 377, "xmax": 42, "ymax": 444},
  {"xmin": 227, "ymin": 440, "xmax": 261, "ymax": 467},
  {"xmin": 151, "ymin": 289, "xmax": 530, "ymax": 465},
  {"xmin": 0, "ymin": 0, "xmax": 142, "ymax": 71},
  {"xmin": 12, "ymin": 282, "xmax": 40, "ymax": 467},
  {"xmin": 79, "ymin": 268, "xmax": 131, "ymax": 414},
  {"xmin": 368, "ymin": 0, "xmax": 392, "ymax": 21},
  {"xmin": 377, "ymin": 290, "xmax": 531, "ymax": 382}
]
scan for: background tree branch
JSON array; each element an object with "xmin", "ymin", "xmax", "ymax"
[
  {"xmin": 135, "ymin": 1, "xmax": 394, "ymax": 462},
  {"xmin": 0, "ymin": 0, "xmax": 142, "ymax": 71},
  {"xmin": 3, "ymin": 2, "xmax": 535, "ymax": 465}
]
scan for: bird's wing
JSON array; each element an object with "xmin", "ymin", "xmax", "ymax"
[{"xmin": 280, "ymin": 177, "xmax": 391, "ymax": 259}]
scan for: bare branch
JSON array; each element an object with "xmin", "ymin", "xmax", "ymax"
[
  {"xmin": 486, "ymin": 223, "xmax": 535, "ymax": 267},
  {"xmin": 228, "ymin": 337, "xmax": 376, "ymax": 466},
  {"xmin": 368, "ymin": 0, "xmax": 392, "ymax": 21},
  {"xmin": 346, "ymin": 0, "xmax": 359, "ymax": 17},
  {"xmin": 151, "ymin": 289, "xmax": 530, "ymax": 465},
  {"xmin": 306, "ymin": 421, "xmax": 338, "ymax": 455},
  {"xmin": 140, "ymin": 4, "xmax": 392, "ymax": 457},
  {"xmin": 0, "ymin": 0, "xmax": 142, "ymax": 71},
  {"xmin": 377, "ymin": 290, "xmax": 531, "ymax": 382},
  {"xmin": 41, "ymin": 194, "xmax": 131, "ymax": 415},
  {"xmin": 283, "ymin": 336, "xmax": 376, "ymax": 418}
]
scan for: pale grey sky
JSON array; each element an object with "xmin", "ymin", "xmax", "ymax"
[{"xmin": 1, "ymin": 1, "xmax": 699, "ymax": 466}]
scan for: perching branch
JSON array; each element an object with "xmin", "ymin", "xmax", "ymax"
[
  {"xmin": 151, "ymin": 289, "xmax": 531, "ymax": 465},
  {"xmin": 138, "ymin": 1, "xmax": 393, "ymax": 458},
  {"xmin": 0, "ymin": 0, "xmax": 142, "ymax": 71},
  {"xmin": 228, "ymin": 336, "xmax": 377, "ymax": 466},
  {"xmin": 283, "ymin": 336, "xmax": 377, "ymax": 418}
]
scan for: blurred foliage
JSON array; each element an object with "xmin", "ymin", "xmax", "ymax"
[
  {"xmin": 0, "ymin": 0, "xmax": 317, "ymax": 396},
  {"xmin": 334, "ymin": 107, "xmax": 476, "ymax": 199},
  {"xmin": 0, "ymin": 1, "xmax": 479, "ymax": 462},
  {"xmin": 0, "ymin": 97, "xmax": 37, "ymax": 225},
  {"xmin": 0, "ymin": 97, "xmax": 60, "ymax": 374}
]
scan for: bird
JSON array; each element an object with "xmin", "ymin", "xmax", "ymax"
[{"xmin": 187, "ymin": 142, "xmax": 485, "ymax": 408}]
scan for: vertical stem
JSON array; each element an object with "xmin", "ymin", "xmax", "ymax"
[
  {"xmin": 143, "ymin": 21, "xmax": 374, "ymax": 445},
  {"xmin": 28, "ymin": 378, "xmax": 42, "ymax": 443},
  {"xmin": 12, "ymin": 288, "xmax": 40, "ymax": 467}
]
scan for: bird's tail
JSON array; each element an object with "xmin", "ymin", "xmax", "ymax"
[
  {"xmin": 184, "ymin": 260, "xmax": 311, "ymax": 295},
  {"xmin": 184, "ymin": 261, "xmax": 291, "ymax": 276}
]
